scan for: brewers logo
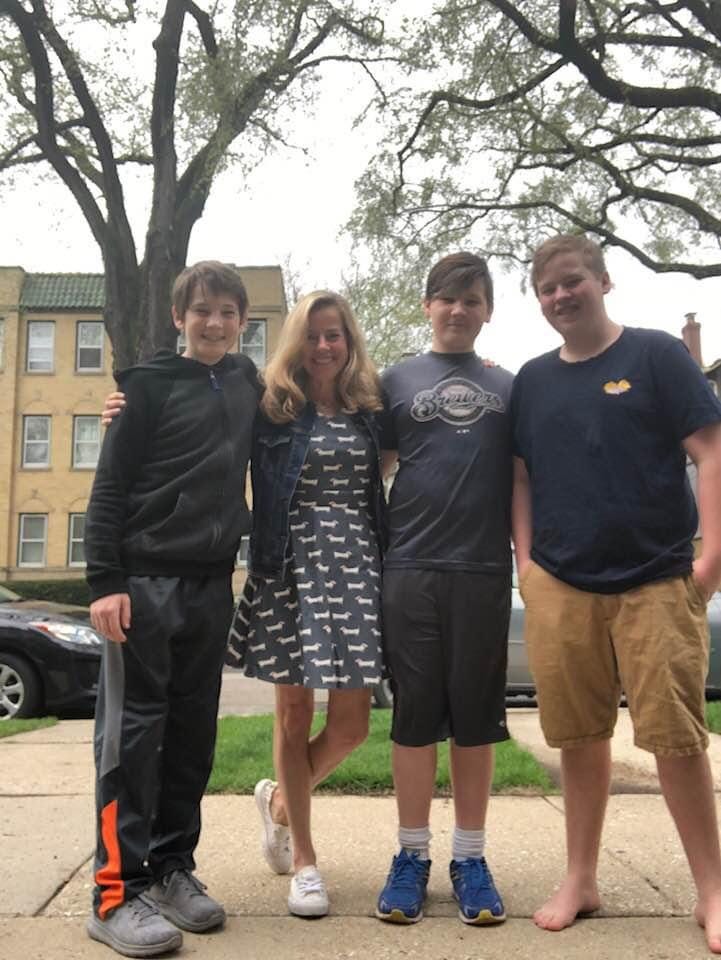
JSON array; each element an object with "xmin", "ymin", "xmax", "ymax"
[{"xmin": 410, "ymin": 377, "xmax": 505, "ymax": 426}]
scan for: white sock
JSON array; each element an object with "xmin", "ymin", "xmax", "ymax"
[
  {"xmin": 398, "ymin": 825, "xmax": 431, "ymax": 860},
  {"xmin": 452, "ymin": 826, "xmax": 485, "ymax": 862}
]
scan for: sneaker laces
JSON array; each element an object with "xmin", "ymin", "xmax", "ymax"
[
  {"xmin": 131, "ymin": 893, "xmax": 162, "ymax": 921},
  {"xmin": 389, "ymin": 853, "xmax": 426, "ymax": 891},
  {"xmin": 164, "ymin": 869, "xmax": 207, "ymax": 898},
  {"xmin": 295, "ymin": 869, "xmax": 326, "ymax": 896},
  {"xmin": 458, "ymin": 858, "xmax": 493, "ymax": 894}
]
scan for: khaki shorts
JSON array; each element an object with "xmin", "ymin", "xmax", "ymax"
[{"xmin": 519, "ymin": 562, "xmax": 709, "ymax": 757}]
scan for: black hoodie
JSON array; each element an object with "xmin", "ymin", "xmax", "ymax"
[{"xmin": 85, "ymin": 350, "xmax": 259, "ymax": 601}]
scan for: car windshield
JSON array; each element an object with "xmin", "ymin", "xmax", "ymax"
[{"xmin": 0, "ymin": 584, "xmax": 22, "ymax": 603}]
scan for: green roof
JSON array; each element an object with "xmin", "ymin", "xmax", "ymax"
[{"xmin": 21, "ymin": 273, "xmax": 104, "ymax": 310}]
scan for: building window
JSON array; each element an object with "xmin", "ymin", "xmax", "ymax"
[
  {"xmin": 0, "ymin": 317, "xmax": 5, "ymax": 370},
  {"xmin": 68, "ymin": 513, "xmax": 86, "ymax": 566},
  {"xmin": 76, "ymin": 321, "xmax": 104, "ymax": 371},
  {"xmin": 22, "ymin": 415, "xmax": 51, "ymax": 467},
  {"xmin": 240, "ymin": 319, "xmax": 266, "ymax": 367},
  {"xmin": 73, "ymin": 416, "xmax": 101, "ymax": 468},
  {"xmin": 27, "ymin": 321, "xmax": 55, "ymax": 372},
  {"xmin": 18, "ymin": 514, "xmax": 47, "ymax": 567},
  {"xmin": 236, "ymin": 535, "xmax": 250, "ymax": 567}
]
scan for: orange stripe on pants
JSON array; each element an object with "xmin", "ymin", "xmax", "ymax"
[{"xmin": 96, "ymin": 799, "xmax": 124, "ymax": 919}]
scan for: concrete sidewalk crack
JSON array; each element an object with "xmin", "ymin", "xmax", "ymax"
[
  {"xmin": 36, "ymin": 854, "xmax": 93, "ymax": 918},
  {"xmin": 603, "ymin": 846, "xmax": 685, "ymax": 913}
]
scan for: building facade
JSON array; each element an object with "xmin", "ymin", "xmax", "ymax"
[{"xmin": 0, "ymin": 265, "xmax": 286, "ymax": 582}]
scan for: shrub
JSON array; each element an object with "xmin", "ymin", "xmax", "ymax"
[{"xmin": 2, "ymin": 579, "xmax": 91, "ymax": 607}]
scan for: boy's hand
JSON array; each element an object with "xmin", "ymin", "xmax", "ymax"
[
  {"xmin": 101, "ymin": 391, "xmax": 126, "ymax": 426},
  {"xmin": 90, "ymin": 593, "xmax": 131, "ymax": 643},
  {"xmin": 692, "ymin": 558, "xmax": 721, "ymax": 603}
]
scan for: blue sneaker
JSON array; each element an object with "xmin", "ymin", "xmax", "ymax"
[
  {"xmin": 376, "ymin": 850, "xmax": 431, "ymax": 923},
  {"xmin": 449, "ymin": 857, "xmax": 506, "ymax": 924}
]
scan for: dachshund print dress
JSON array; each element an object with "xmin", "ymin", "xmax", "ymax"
[{"xmin": 227, "ymin": 413, "xmax": 384, "ymax": 689}]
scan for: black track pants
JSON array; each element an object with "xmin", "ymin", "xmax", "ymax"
[{"xmin": 92, "ymin": 575, "xmax": 233, "ymax": 917}]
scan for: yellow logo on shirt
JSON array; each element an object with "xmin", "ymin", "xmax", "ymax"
[{"xmin": 603, "ymin": 379, "xmax": 631, "ymax": 395}]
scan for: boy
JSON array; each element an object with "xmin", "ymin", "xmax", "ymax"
[
  {"xmin": 84, "ymin": 261, "xmax": 258, "ymax": 957},
  {"xmin": 511, "ymin": 234, "xmax": 721, "ymax": 953},
  {"xmin": 375, "ymin": 252, "xmax": 512, "ymax": 925}
]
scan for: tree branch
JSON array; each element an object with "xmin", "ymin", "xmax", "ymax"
[
  {"xmin": 0, "ymin": 0, "xmax": 108, "ymax": 245},
  {"xmin": 0, "ymin": 118, "xmax": 87, "ymax": 171},
  {"xmin": 29, "ymin": 0, "xmax": 138, "ymax": 255},
  {"xmin": 173, "ymin": 12, "xmax": 388, "ymax": 250},
  {"xmin": 181, "ymin": 0, "xmax": 217, "ymax": 57},
  {"xmin": 396, "ymin": 56, "xmax": 568, "ymax": 187},
  {"xmin": 486, "ymin": 0, "xmax": 721, "ymax": 114},
  {"xmin": 405, "ymin": 196, "xmax": 721, "ymax": 276},
  {"xmin": 74, "ymin": 0, "xmax": 136, "ymax": 26}
]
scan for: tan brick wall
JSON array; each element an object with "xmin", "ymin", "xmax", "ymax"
[
  {"xmin": 0, "ymin": 268, "xmax": 25, "ymax": 578},
  {"xmin": 10, "ymin": 308, "xmax": 113, "ymax": 578},
  {"xmin": 241, "ymin": 265, "xmax": 287, "ymax": 359}
]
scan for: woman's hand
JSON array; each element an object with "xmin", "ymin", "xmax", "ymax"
[{"xmin": 102, "ymin": 391, "xmax": 126, "ymax": 426}]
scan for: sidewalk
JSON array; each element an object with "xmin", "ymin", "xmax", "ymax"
[{"xmin": 2, "ymin": 709, "xmax": 721, "ymax": 958}]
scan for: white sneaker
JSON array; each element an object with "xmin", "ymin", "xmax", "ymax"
[
  {"xmin": 288, "ymin": 865, "xmax": 329, "ymax": 918},
  {"xmin": 254, "ymin": 778, "xmax": 291, "ymax": 874}
]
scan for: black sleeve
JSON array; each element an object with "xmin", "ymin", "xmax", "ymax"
[
  {"xmin": 378, "ymin": 374, "xmax": 398, "ymax": 451},
  {"xmin": 84, "ymin": 373, "xmax": 156, "ymax": 601},
  {"xmin": 651, "ymin": 336, "xmax": 721, "ymax": 442}
]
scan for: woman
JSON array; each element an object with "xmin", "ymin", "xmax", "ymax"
[{"xmin": 228, "ymin": 290, "xmax": 386, "ymax": 918}]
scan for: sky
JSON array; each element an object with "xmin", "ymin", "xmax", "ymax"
[{"xmin": 1, "ymin": 27, "xmax": 719, "ymax": 374}]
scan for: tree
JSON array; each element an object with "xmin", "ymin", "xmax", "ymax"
[
  {"xmin": 341, "ymin": 249, "xmax": 430, "ymax": 367},
  {"xmin": 0, "ymin": 1, "xmax": 393, "ymax": 365},
  {"xmin": 354, "ymin": 0, "xmax": 721, "ymax": 279}
]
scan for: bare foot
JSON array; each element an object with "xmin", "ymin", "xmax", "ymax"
[
  {"xmin": 269, "ymin": 785, "xmax": 289, "ymax": 827},
  {"xmin": 695, "ymin": 891, "xmax": 721, "ymax": 954},
  {"xmin": 534, "ymin": 878, "xmax": 601, "ymax": 931}
]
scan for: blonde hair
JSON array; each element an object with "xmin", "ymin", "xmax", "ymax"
[
  {"xmin": 261, "ymin": 290, "xmax": 382, "ymax": 424},
  {"xmin": 531, "ymin": 234, "xmax": 607, "ymax": 293}
]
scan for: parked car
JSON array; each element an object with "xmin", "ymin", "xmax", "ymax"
[
  {"xmin": 372, "ymin": 574, "xmax": 721, "ymax": 708},
  {"xmin": 0, "ymin": 585, "xmax": 103, "ymax": 720}
]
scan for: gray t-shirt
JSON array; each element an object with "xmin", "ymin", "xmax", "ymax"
[{"xmin": 380, "ymin": 351, "xmax": 514, "ymax": 572}]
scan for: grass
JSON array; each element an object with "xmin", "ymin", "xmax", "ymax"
[
  {"xmin": 707, "ymin": 701, "xmax": 721, "ymax": 734},
  {"xmin": 208, "ymin": 709, "xmax": 556, "ymax": 794},
  {"xmin": 0, "ymin": 716, "xmax": 57, "ymax": 738}
]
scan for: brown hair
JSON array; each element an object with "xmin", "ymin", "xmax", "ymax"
[
  {"xmin": 261, "ymin": 290, "xmax": 382, "ymax": 424},
  {"xmin": 531, "ymin": 235, "xmax": 607, "ymax": 293},
  {"xmin": 425, "ymin": 252, "xmax": 494, "ymax": 311},
  {"xmin": 171, "ymin": 261, "xmax": 249, "ymax": 318}
]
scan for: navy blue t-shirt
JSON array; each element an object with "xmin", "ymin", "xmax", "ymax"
[
  {"xmin": 511, "ymin": 327, "xmax": 721, "ymax": 593},
  {"xmin": 380, "ymin": 351, "xmax": 514, "ymax": 572}
]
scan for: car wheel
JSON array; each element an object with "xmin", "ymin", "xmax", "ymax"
[
  {"xmin": 0, "ymin": 654, "xmax": 42, "ymax": 720},
  {"xmin": 372, "ymin": 677, "xmax": 394, "ymax": 709}
]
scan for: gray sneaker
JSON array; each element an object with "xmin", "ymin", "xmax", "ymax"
[
  {"xmin": 86, "ymin": 893, "xmax": 182, "ymax": 958},
  {"xmin": 147, "ymin": 869, "xmax": 225, "ymax": 933}
]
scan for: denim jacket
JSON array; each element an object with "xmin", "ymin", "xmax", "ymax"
[{"xmin": 249, "ymin": 403, "xmax": 386, "ymax": 579}]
